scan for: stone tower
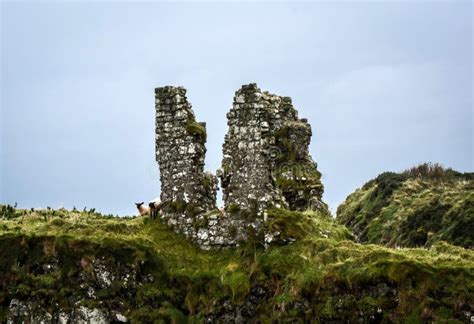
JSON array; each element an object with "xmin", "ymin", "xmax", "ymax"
[
  {"xmin": 219, "ymin": 83, "xmax": 324, "ymax": 213},
  {"xmin": 154, "ymin": 86, "xmax": 217, "ymax": 214}
]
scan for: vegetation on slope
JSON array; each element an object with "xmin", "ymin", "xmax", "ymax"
[
  {"xmin": 1, "ymin": 205, "xmax": 473, "ymax": 322},
  {"xmin": 337, "ymin": 163, "xmax": 474, "ymax": 248}
]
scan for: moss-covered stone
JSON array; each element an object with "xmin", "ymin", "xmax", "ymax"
[{"xmin": 219, "ymin": 84, "xmax": 326, "ymax": 215}]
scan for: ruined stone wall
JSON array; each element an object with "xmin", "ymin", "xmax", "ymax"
[
  {"xmin": 154, "ymin": 84, "xmax": 325, "ymax": 249},
  {"xmin": 155, "ymin": 86, "xmax": 236, "ymax": 249},
  {"xmin": 155, "ymin": 86, "xmax": 217, "ymax": 213},
  {"xmin": 274, "ymin": 119, "xmax": 325, "ymax": 211},
  {"xmin": 219, "ymin": 84, "xmax": 287, "ymax": 213},
  {"xmin": 219, "ymin": 83, "xmax": 325, "ymax": 214}
]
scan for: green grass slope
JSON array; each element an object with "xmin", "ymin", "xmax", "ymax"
[
  {"xmin": 1, "ymin": 204, "xmax": 473, "ymax": 322},
  {"xmin": 337, "ymin": 163, "xmax": 474, "ymax": 249}
]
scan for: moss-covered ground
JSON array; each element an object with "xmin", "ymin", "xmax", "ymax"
[
  {"xmin": 1, "ymin": 205, "xmax": 473, "ymax": 322},
  {"xmin": 337, "ymin": 163, "xmax": 474, "ymax": 249}
]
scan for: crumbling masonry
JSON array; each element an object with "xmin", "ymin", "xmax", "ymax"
[
  {"xmin": 155, "ymin": 86, "xmax": 217, "ymax": 212},
  {"xmin": 219, "ymin": 83, "xmax": 324, "ymax": 213},
  {"xmin": 155, "ymin": 84, "xmax": 325, "ymax": 249}
]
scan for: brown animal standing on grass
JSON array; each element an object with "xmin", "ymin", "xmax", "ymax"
[
  {"xmin": 135, "ymin": 198, "xmax": 161, "ymax": 219},
  {"xmin": 135, "ymin": 202, "xmax": 150, "ymax": 216}
]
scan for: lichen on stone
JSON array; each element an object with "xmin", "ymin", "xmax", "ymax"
[
  {"xmin": 155, "ymin": 83, "xmax": 327, "ymax": 249},
  {"xmin": 219, "ymin": 84, "xmax": 325, "ymax": 214}
]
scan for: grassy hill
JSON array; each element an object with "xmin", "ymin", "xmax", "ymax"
[
  {"xmin": 337, "ymin": 163, "xmax": 474, "ymax": 249},
  {"xmin": 1, "ymin": 204, "xmax": 473, "ymax": 322}
]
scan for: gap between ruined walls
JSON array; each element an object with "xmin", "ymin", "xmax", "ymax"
[{"xmin": 154, "ymin": 83, "xmax": 326, "ymax": 249}]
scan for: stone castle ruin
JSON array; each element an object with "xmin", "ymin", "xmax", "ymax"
[
  {"xmin": 155, "ymin": 87, "xmax": 218, "ymax": 212},
  {"xmin": 155, "ymin": 83, "xmax": 325, "ymax": 249}
]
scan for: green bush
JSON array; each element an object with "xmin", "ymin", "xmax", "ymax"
[{"xmin": 403, "ymin": 162, "xmax": 474, "ymax": 181}]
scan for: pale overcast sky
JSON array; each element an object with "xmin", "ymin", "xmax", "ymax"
[{"xmin": 1, "ymin": 1, "xmax": 472, "ymax": 216}]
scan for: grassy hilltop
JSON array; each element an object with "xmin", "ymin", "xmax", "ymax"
[
  {"xmin": 1, "ymin": 204, "xmax": 473, "ymax": 322},
  {"xmin": 337, "ymin": 163, "xmax": 474, "ymax": 249}
]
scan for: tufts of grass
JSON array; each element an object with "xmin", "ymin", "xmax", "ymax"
[
  {"xmin": 337, "ymin": 164, "xmax": 474, "ymax": 249},
  {"xmin": 186, "ymin": 118, "xmax": 207, "ymax": 142},
  {"xmin": 266, "ymin": 208, "xmax": 353, "ymax": 242},
  {"xmin": 0, "ymin": 206, "xmax": 473, "ymax": 322}
]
